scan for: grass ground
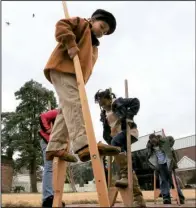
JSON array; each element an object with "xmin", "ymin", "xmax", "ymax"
[{"xmin": 2, "ymin": 189, "xmax": 196, "ymax": 207}]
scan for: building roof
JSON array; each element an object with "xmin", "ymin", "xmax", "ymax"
[
  {"xmin": 177, "ymin": 156, "xmax": 196, "ymax": 171},
  {"xmin": 173, "ymin": 134, "xmax": 196, "ymax": 150},
  {"xmin": 132, "ymin": 132, "xmax": 195, "ymax": 152}
]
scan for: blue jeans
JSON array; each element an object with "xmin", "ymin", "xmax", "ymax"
[
  {"xmin": 158, "ymin": 163, "xmax": 185, "ymax": 201},
  {"xmin": 40, "ymin": 139, "xmax": 53, "ymax": 201},
  {"xmin": 111, "ymin": 131, "xmax": 127, "ymax": 152},
  {"xmin": 111, "ymin": 131, "xmax": 136, "ymax": 171}
]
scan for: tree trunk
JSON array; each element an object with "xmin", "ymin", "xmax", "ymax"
[
  {"xmin": 68, "ymin": 166, "xmax": 77, "ymax": 192},
  {"xmin": 29, "ymin": 159, "xmax": 38, "ymax": 193}
]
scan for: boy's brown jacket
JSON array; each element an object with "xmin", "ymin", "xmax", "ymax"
[{"xmin": 44, "ymin": 17, "xmax": 98, "ymax": 84}]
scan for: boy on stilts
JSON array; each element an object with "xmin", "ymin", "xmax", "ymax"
[{"xmin": 43, "ymin": 10, "xmax": 121, "ymax": 163}]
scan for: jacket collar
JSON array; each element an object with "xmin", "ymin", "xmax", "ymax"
[{"xmin": 84, "ymin": 18, "xmax": 100, "ymax": 47}]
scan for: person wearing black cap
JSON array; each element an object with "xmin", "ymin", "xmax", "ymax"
[
  {"xmin": 44, "ymin": 9, "xmax": 119, "ymax": 164},
  {"xmin": 91, "ymin": 9, "xmax": 116, "ymax": 36}
]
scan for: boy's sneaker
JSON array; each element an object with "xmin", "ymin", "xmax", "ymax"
[
  {"xmin": 163, "ymin": 199, "xmax": 171, "ymax": 204},
  {"xmin": 42, "ymin": 195, "xmax": 65, "ymax": 207},
  {"xmin": 180, "ymin": 198, "xmax": 185, "ymax": 204}
]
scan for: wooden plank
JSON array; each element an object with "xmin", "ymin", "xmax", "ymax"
[
  {"xmin": 108, "ymin": 156, "xmax": 112, "ymax": 188},
  {"xmin": 52, "ymin": 158, "xmax": 67, "ymax": 207},
  {"xmin": 154, "ymin": 171, "xmax": 157, "ymax": 204},
  {"xmin": 108, "ymin": 187, "xmax": 118, "ymax": 207},
  {"xmin": 172, "ymin": 172, "xmax": 181, "ymax": 205},
  {"xmin": 124, "ymin": 79, "xmax": 133, "ymax": 206},
  {"xmin": 154, "ymin": 171, "xmax": 161, "ymax": 204},
  {"xmin": 60, "ymin": 2, "xmax": 110, "ymax": 207},
  {"xmin": 119, "ymin": 187, "xmax": 132, "ymax": 207},
  {"xmin": 107, "ymin": 80, "xmax": 135, "ymax": 207},
  {"xmin": 46, "ymin": 101, "xmax": 67, "ymax": 207}
]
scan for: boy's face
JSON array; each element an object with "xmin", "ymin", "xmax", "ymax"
[
  {"xmin": 91, "ymin": 20, "xmax": 110, "ymax": 38},
  {"xmin": 150, "ymin": 136, "xmax": 159, "ymax": 146},
  {"xmin": 98, "ymin": 97, "xmax": 112, "ymax": 108}
]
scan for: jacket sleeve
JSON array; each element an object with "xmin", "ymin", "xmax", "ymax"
[
  {"xmin": 112, "ymin": 97, "xmax": 140, "ymax": 120},
  {"xmin": 39, "ymin": 109, "xmax": 58, "ymax": 132},
  {"xmin": 38, "ymin": 130, "xmax": 50, "ymax": 143},
  {"xmin": 84, "ymin": 46, "xmax": 98, "ymax": 84},
  {"xmin": 123, "ymin": 98, "xmax": 140, "ymax": 116},
  {"xmin": 147, "ymin": 160, "xmax": 156, "ymax": 170},
  {"xmin": 103, "ymin": 122, "xmax": 112, "ymax": 145},
  {"xmin": 100, "ymin": 110, "xmax": 112, "ymax": 144},
  {"xmin": 146, "ymin": 140, "xmax": 153, "ymax": 157},
  {"xmin": 166, "ymin": 136, "xmax": 175, "ymax": 147},
  {"xmin": 55, "ymin": 17, "xmax": 80, "ymax": 50},
  {"xmin": 172, "ymin": 149, "xmax": 180, "ymax": 163},
  {"xmin": 92, "ymin": 46, "xmax": 98, "ymax": 64}
]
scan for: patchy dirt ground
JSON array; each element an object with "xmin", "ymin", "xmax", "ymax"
[
  {"xmin": 2, "ymin": 189, "xmax": 196, "ymax": 207},
  {"xmin": 67, "ymin": 201, "xmax": 196, "ymax": 207}
]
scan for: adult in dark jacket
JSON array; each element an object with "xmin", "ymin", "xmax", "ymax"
[
  {"xmin": 95, "ymin": 88, "xmax": 146, "ymax": 208},
  {"xmin": 146, "ymin": 134, "xmax": 185, "ymax": 204},
  {"xmin": 39, "ymin": 109, "xmax": 65, "ymax": 208}
]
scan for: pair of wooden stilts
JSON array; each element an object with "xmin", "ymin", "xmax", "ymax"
[{"xmin": 50, "ymin": 2, "xmax": 134, "ymax": 207}]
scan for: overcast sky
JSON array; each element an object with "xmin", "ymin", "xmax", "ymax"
[{"xmin": 2, "ymin": 1, "xmax": 195, "ymax": 147}]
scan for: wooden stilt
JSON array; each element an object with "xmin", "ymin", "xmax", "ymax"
[
  {"xmin": 154, "ymin": 170, "xmax": 161, "ymax": 204},
  {"xmin": 52, "ymin": 158, "xmax": 67, "ymax": 207},
  {"xmin": 108, "ymin": 156, "xmax": 112, "ymax": 188},
  {"xmin": 52, "ymin": 2, "xmax": 111, "ymax": 207},
  {"xmin": 107, "ymin": 80, "xmax": 134, "ymax": 207},
  {"xmin": 108, "ymin": 187, "xmax": 118, "ymax": 206},
  {"xmin": 46, "ymin": 101, "xmax": 68, "ymax": 207},
  {"xmin": 124, "ymin": 79, "xmax": 133, "ymax": 207},
  {"xmin": 171, "ymin": 171, "xmax": 181, "ymax": 205},
  {"xmin": 119, "ymin": 187, "xmax": 133, "ymax": 207}
]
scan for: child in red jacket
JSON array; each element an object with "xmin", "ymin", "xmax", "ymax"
[
  {"xmin": 39, "ymin": 109, "xmax": 65, "ymax": 208},
  {"xmin": 39, "ymin": 109, "xmax": 58, "ymax": 143}
]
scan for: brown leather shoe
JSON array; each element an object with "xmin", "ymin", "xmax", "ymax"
[
  {"xmin": 46, "ymin": 149, "xmax": 78, "ymax": 163},
  {"xmin": 78, "ymin": 142, "xmax": 121, "ymax": 162}
]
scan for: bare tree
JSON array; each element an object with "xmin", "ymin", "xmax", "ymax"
[{"xmin": 66, "ymin": 163, "xmax": 77, "ymax": 192}]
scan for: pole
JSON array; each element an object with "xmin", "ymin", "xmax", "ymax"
[
  {"xmin": 124, "ymin": 79, "xmax": 133, "ymax": 206},
  {"xmin": 60, "ymin": 2, "xmax": 110, "ymax": 206}
]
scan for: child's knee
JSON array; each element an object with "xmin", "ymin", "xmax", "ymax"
[
  {"xmin": 111, "ymin": 138, "xmax": 117, "ymax": 146},
  {"xmin": 111, "ymin": 131, "xmax": 126, "ymax": 148}
]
